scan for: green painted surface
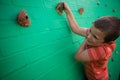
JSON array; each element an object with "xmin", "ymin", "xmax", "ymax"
[{"xmin": 0, "ymin": 0, "xmax": 120, "ymax": 80}]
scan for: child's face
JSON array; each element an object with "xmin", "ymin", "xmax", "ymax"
[{"xmin": 86, "ymin": 25, "xmax": 105, "ymax": 46}]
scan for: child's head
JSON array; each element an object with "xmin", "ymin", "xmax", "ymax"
[{"xmin": 94, "ymin": 16, "xmax": 120, "ymax": 43}]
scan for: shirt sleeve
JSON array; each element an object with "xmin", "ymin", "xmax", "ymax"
[{"xmin": 87, "ymin": 42, "xmax": 116, "ymax": 61}]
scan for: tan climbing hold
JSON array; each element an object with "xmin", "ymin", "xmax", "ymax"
[
  {"xmin": 79, "ymin": 8, "xmax": 84, "ymax": 15},
  {"xmin": 17, "ymin": 9, "xmax": 30, "ymax": 27}
]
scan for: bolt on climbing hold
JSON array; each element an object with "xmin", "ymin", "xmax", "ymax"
[
  {"xmin": 105, "ymin": 4, "xmax": 108, "ymax": 7},
  {"xmin": 56, "ymin": 2, "xmax": 64, "ymax": 15},
  {"xmin": 111, "ymin": 57, "xmax": 114, "ymax": 62},
  {"xmin": 97, "ymin": 1, "xmax": 100, "ymax": 5},
  {"xmin": 17, "ymin": 9, "xmax": 30, "ymax": 27},
  {"xmin": 112, "ymin": 9, "xmax": 116, "ymax": 12},
  {"xmin": 109, "ymin": 72, "xmax": 112, "ymax": 78},
  {"xmin": 78, "ymin": 8, "xmax": 84, "ymax": 15}
]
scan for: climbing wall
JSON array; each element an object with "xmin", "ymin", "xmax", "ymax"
[{"xmin": 0, "ymin": 0, "xmax": 120, "ymax": 80}]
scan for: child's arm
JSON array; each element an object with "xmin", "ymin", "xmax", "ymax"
[
  {"xmin": 63, "ymin": 2, "xmax": 88, "ymax": 37},
  {"xmin": 74, "ymin": 41, "xmax": 115, "ymax": 62},
  {"xmin": 75, "ymin": 40, "xmax": 91, "ymax": 62}
]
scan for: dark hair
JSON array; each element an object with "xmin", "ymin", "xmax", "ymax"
[{"xmin": 94, "ymin": 16, "xmax": 120, "ymax": 43}]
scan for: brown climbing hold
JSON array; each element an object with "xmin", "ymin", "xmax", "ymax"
[
  {"xmin": 56, "ymin": 2, "xmax": 64, "ymax": 15},
  {"xmin": 17, "ymin": 9, "xmax": 30, "ymax": 27},
  {"xmin": 79, "ymin": 8, "xmax": 84, "ymax": 15}
]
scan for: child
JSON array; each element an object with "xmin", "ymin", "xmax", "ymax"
[{"xmin": 57, "ymin": 2, "xmax": 120, "ymax": 80}]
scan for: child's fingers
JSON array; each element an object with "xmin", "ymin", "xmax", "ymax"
[{"xmin": 56, "ymin": 2, "xmax": 64, "ymax": 15}]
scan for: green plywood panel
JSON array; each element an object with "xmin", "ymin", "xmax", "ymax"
[{"xmin": 0, "ymin": 0, "xmax": 120, "ymax": 80}]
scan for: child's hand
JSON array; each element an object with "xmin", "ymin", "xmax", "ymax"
[
  {"xmin": 63, "ymin": 2, "xmax": 71, "ymax": 14},
  {"xmin": 56, "ymin": 2, "xmax": 64, "ymax": 15},
  {"xmin": 56, "ymin": 2, "xmax": 71, "ymax": 15}
]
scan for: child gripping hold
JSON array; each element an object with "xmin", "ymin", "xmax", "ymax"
[{"xmin": 56, "ymin": 2, "xmax": 120, "ymax": 80}]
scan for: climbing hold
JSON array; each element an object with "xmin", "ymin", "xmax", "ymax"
[
  {"xmin": 112, "ymin": 9, "xmax": 116, "ymax": 12},
  {"xmin": 105, "ymin": 4, "xmax": 108, "ymax": 7},
  {"xmin": 109, "ymin": 72, "xmax": 112, "ymax": 78},
  {"xmin": 97, "ymin": 1, "xmax": 100, "ymax": 5},
  {"xmin": 78, "ymin": 8, "xmax": 84, "ymax": 15},
  {"xmin": 56, "ymin": 2, "xmax": 64, "ymax": 15},
  {"xmin": 111, "ymin": 57, "xmax": 114, "ymax": 62},
  {"xmin": 17, "ymin": 9, "xmax": 30, "ymax": 27}
]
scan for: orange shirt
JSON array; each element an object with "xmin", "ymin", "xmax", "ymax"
[{"xmin": 85, "ymin": 29, "xmax": 116, "ymax": 80}]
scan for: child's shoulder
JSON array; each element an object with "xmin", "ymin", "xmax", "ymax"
[
  {"xmin": 104, "ymin": 41, "xmax": 116, "ymax": 51},
  {"xmin": 104, "ymin": 41, "xmax": 116, "ymax": 47}
]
